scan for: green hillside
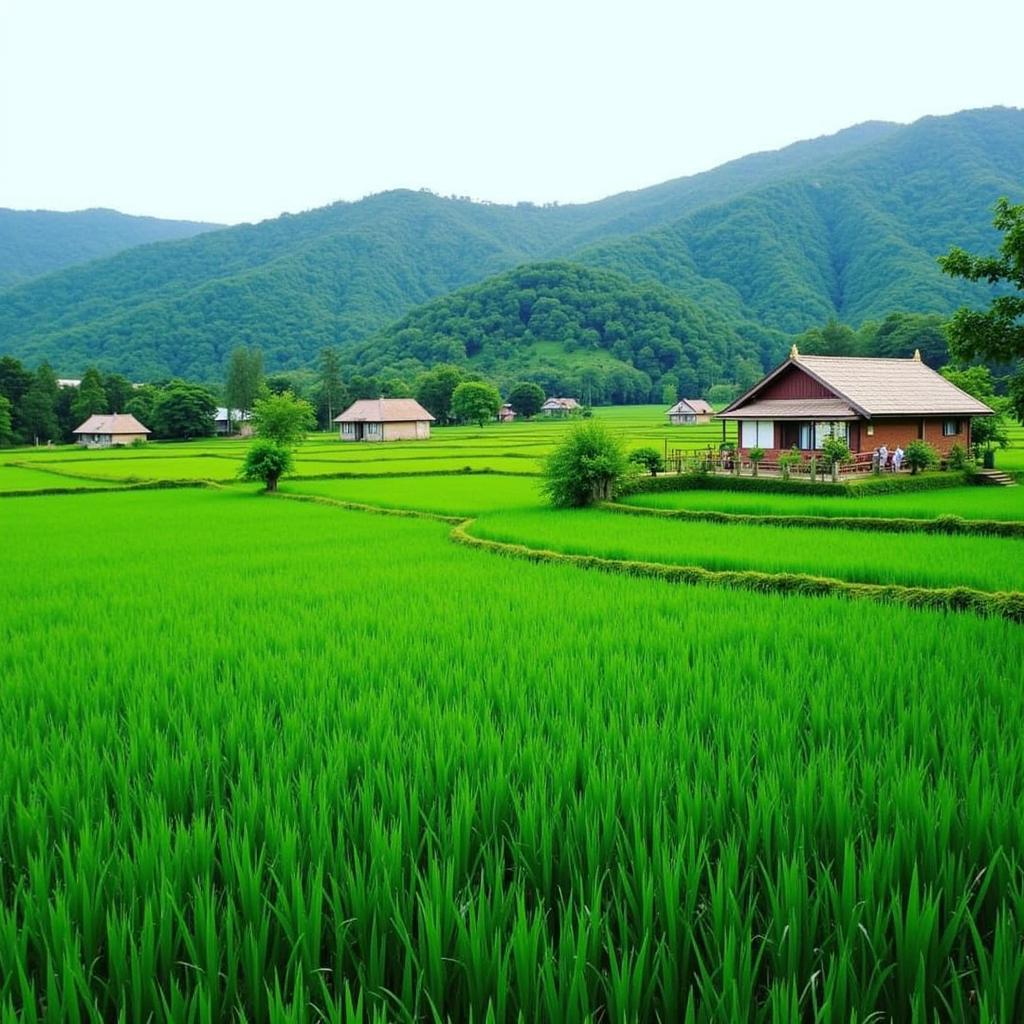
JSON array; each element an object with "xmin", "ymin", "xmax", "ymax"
[
  {"xmin": 351, "ymin": 261, "xmax": 781, "ymax": 402},
  {"xmin": 0, "ymin": 208, "xmax": 220, "ymax": 290},
  {"xmin": 581, "ymin": 107, "xmax": 1024, "ymax": 332},
  {"xmin": 0, "ymin": 107, "xmax": 1021, "ymax": 382}
]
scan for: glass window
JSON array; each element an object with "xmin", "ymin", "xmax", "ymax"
[
  {"xmin": 741, "ymin": 420, "xmax": 773, "ymax": 447},
  {"xmin": 814, "ymin": 421, "xmax": 849, "ymax": 448},
  {"xmin": 943, "ymin": 419, "xmax": 959, "ymax": 436}
]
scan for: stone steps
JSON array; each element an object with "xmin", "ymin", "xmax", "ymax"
[{"xmin": 974, "ymin": 469, "xmax": 1018, "ymax": 487}]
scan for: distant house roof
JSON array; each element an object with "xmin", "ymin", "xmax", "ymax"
[
  {"xmin": 720, "ymin": 352, "xmax": 993, "ymax": 419},
  {"xmin": 57, "ymin": 378, "xmax": 81, "ymax": 389},
  {"xmin": 667, "ymin": 400, "xmax": 695, "ymax": 416},
  {"xmin": 334, "ymin": 398, "xmax": 435, "ymax": 423},
  {"xmin": 685, "ymin": 398, "xmax": 714, "ymax": 415},
  {"xmin": 667, "ymin": 399, "xmax": 713, "ymax": 416},
  {"xmin": 73, "ymin": 413, "xmax": 150, "ymax": 435},
  {"xmin": 541, "ymin": 397, "xmax": 580, "ymax": 410}
]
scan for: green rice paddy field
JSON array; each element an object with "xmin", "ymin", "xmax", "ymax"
[{"xmin": 3, "ymin": 410, "xmax": 1024, "ymax": 1022}]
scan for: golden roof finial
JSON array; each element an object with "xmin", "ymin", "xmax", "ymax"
[{"xmin": 789, "ymin": 344, "xmax": 799, "ymax": 359}]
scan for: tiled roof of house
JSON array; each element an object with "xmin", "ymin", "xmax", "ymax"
[
  {"xmin": 718, "ymin": 398, "xmax": 858, "ymax": 420},
  {"xmin": 685, "ymin": 398, "xmax": 714, "ymax": 414},
  {"xmin": 666, "ymin": 400, "xmax": 695, "ymax": 415},
  {"xmin": 722, "ymin": 354, "xmax": 993, "ymax": 418},
  {"xmin": 72, "ymin": 413, "xmax": 150, "ymax": 435},
  {"xmin": 334, "ymin": 398, "xmax": 435, "ymax": 423}
]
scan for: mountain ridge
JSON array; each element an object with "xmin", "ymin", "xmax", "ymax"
[{"xmin": 1, "ymin": 106, "xmax": 1021, "ymax": 384}]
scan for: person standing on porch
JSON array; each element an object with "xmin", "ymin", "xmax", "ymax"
[
  {"xmin": 892, "ymin": 446, "xmax": 904, "ymax": 472},
  {"xmin": 878, "ymin": 445, "xmax": 889, "ymax": 472}
]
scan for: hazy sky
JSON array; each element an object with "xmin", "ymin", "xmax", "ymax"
[{"xmin": 2, "ymin": 0, "xmax": 1022, "ymax": 225}]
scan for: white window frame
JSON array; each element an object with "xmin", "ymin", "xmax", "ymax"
[{"xmin": 741, "ymin": 420, "xmax": 773, "ymax": 448}]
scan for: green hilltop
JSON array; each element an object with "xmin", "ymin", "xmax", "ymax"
[
  {"xmin": 0, "ymin": 107, "xmax": 1021, "ymax": 386},
  {"xmin": 0, "ymin": 208, "xmax": 220, "ymax": 290}
]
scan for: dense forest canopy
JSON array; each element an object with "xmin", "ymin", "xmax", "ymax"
[
  {"xmin": 350, "ymin": 262, "xmax": 781, "ymax": 404},
  {"xmin": 0, "ymin": 108, "xmax": 1021, "ymax": 393},
  {"xmin": 0, "ymin": 208, "xmax": 219, "ymax": 290}
]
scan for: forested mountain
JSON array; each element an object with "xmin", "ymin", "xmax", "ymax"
[
  {"xmin": 0, "ymin": 107, "xmax": 1021, "ymax": 384},
  {"xmin": 579, "ymin": 108, "xmax": 1024, "ymax": 332},
  {"xmin": 0, "ymin": 208, "xmax": 220, "ymax": 290},
  {"xmin": 352, "ymin": 262, "xmax": 782, "ymax": 403}
]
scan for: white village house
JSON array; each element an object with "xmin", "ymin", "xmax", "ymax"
[
  {"xmin": 334, "ymin": 398, "xmax": 435, "ymax": 441},
  {"xmin": 540, "ymin": 397, "xmax": 581, "ymax": 416},
  {"xmin": 72, "ymin": 413, "xmax": 151, "ymax": 447},
  {"xmin": 667, "ymin": 399, "xmax": 714, "ymax": 425},
  {"xmin": 213, "ymin": 407, "xmax": 252, "ymax": 435}
]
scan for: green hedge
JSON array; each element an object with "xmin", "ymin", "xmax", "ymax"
[
  {"xmin": 603, "ymin": 502, "xmax": 1024, "ymax": 539},
  {"xmin": 450, "ymin": 521, "xmax": 1024, "ymax": 624},
  {"xmin": 628, "ymin": 470, "xmax": 973, "ymax": 498}
]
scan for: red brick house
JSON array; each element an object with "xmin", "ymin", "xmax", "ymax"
[{"xmin": 719, "ymin": 348, "xmax": 992, "ymax": 458}]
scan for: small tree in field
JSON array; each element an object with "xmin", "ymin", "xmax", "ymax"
[
  {"xmin": 451, "ymin": 381, "xmax": 502, "ymax": 427},
  {"xmin": 905, "ymin": 440, "xmax": 938, "ymax": 475},
  {"xmin": 240, "ymin": 440, "xmax": 293, "ymax": 492},
  {"xmin": 629, "ymin": 446, "xmax": 665, "ymax": 476},
  {"xmin": 748, "ymin": 446, "xmax": 765, "ymax": 477},
  {"xmin": 507, "ymin": 382, "xmax": 545, "ymax": 418},
  {"xmin": 251, "ymin": 391, "xmax": 315, "ymax": 446},
  {"xmin": 542, "ymin": 422, "xmax": 627, "ymax": 507}
]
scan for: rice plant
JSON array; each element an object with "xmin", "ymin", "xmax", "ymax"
[{"xmin": 1, "ymin": 488, "xmax": 1023, "ymax": 1022}]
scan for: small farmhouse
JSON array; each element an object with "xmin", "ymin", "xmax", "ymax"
[
  {"xmin": 73, "ymin": 413, "xmax": 151, "ymax": 447},
  {"xmin": 667, "ymin": 399, "xmax": 714, "ymax": 425},
  {"xmin": 540, "ymin": 397, "xmax": 580, "ymax": 416},
  {"xmin": 719, "ymin": 348, "xmax": 992, "ymax": 457},
  {"xmin": 334, "ymin": 398, "xmax": 435, "ymax": 442},
  {"xmin": 213, "ymin": 408, "xmax": 251, "ymax": 435},
  {"xmin": 498, "ymin": 403, "xmax": 516, "ymax": 422}
]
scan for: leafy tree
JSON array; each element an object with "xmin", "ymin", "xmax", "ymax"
[
  {"xmin": 240, "ymin": 440, "xmax": 293, "ymax": 492},
  {"xmin": 940, "ymin": 365, "xmax": 1010, "ymax": 453},
  {"xmin": 415, "ymin": 364, "xmax": 464, "ymax": 422},
  {"xmin": 151, "ymin": 381, "xmax": 217, "ymax": 440},
  {"xmin": 71, "ymin": 367, "xmax": 108, "ymax": 424},
  {"xmin": 542, "ymin": 422, "xmax": 627, "ymax": 507},
  {"xmin": 451, "ymin": 381, "xmax": 501, "ymax": 427},
  {"xmin": 318, "ymin": 347, "xmax": 345, "ymax": 428},
  {"xmin": 0, "ymin": 356, "xmax": 32, "ymax": 410},
  {"xmin": 939, "ymin": 197, "xmax": 1024, "ymax": 420},
  {"xmin": 507, "ymin": 381, "xmax": 545, "ymax": 418},
  {"xmin": 125, "ymin": 385, "xmax": 159, "ymax": 429},
  {"xmin": 103, "ymin": 373, "xmax": 134, "ymax": 413},
  {"xmin": 0, "ymin": 395, "xmax": 13, "ymax": 446},
  {"xmin": 629, "ymin": 446, "xmax": 665, "ymax": 476},
  {"xmin": 747, "ymin": 446, "xmax": 766, "ymax": 477},
  {"xmin": 381, "ymin": 377, "xmax": 412, "ymax": 398},
  {"xmin": 19, "ymin": 362, "xmax": 59, "ymax": 444},
  {"xmin": 251, "ymin": 391, "xmax": 315, "ymax": 447},
  {"xmin": 225, "ymin": 346, "xmax": 264, "ymax": 424},
  {"xmin": 904, "ymin": 440, "xmax": 938, "ymax": 475}
]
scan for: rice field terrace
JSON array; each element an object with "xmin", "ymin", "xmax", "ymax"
[
  {"xmin": 620, "ymin": 484, "xmax": 1024, "ymax": 521},
  {"xmin": 468, "ymin": 507, "xmax": 1024, "ymax": 593},
  {"xmin": 3, "ymin": 408, "xmax": 1024, "ymax": 1022}
]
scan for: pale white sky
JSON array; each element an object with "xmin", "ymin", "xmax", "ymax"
[{"xmin": 1, "ymin": 0, "xmax": 1022, "ymax": 225}]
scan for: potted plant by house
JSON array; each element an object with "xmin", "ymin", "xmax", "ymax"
[
  {"xmin": 748, "ymin": 446, "xmax": 765, "ymax": 477},
  {"xmin": 777, "ymin": 447, "xmax": 801, "ymax": 480}
]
